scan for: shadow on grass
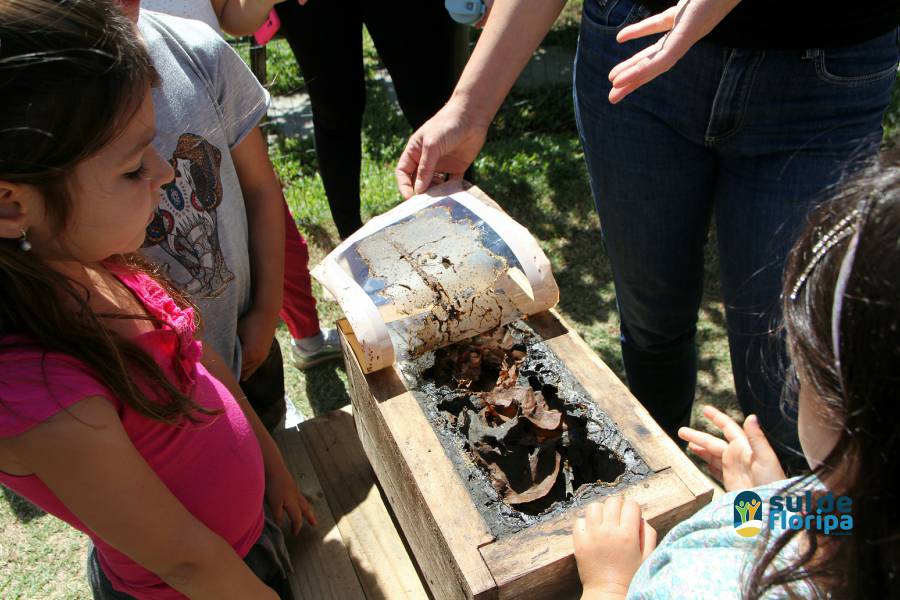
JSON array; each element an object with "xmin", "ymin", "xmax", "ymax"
[
  {"xmin": 297, "ymin": 221, "xmax": 337, "ymax": 252},
  {"xmin": 2, "ymin": 486, "xmax": 45, "ymax": 523},
  {"xmin": 362, "ymin": 74, "xmax": 411, "ymax": 166},
  {"xmin": 303, "ymin": 361, "xmax": 351, "ymax": 416}
]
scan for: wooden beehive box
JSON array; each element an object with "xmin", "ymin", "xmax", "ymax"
[{"xmin": 338, "ymin": 310, "xmax": 714, "ymax": 600}]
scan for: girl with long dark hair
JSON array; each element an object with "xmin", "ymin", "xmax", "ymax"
[
  {"xmin": 0, "ymin": 2, "xmax": 314, "ymax": 597},
  {"xmin": 573, "ymin": 162, "xmax": 900, "ymax": 598}
]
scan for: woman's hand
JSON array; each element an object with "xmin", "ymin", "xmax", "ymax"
[
  {"xmin": 265, "ymin": 459, "xmax": 317, "ymax": 535},
  {"xmin": 395, "ymin": 99, "xmax": 490, "ymax": 199},
  {"xmin": 678, "ymin": 405, "xmax": 786, "ymax": 492},
  {"xmin": 574, "ymin": 497, "xmax": 656, "ymax": 600},
  {"xmin": 607, "ymin": 0, "xmax": 741, "ymax": 103}
]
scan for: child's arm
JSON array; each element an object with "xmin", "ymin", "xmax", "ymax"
[
  {"xmin": 211, "ymin": 0, "xmax": 306, "ymax": 37},
  {"xmin": 678, "ymin": 405, "xmax": 786, "ymax": 492},
  {"xmin": 201, "ymin": 343, "xmax": 317, "ymax": 533},
  {"xmin": 231, "ymin": 127, "xmax": 285, "ymax": 381},
  {"xmin": 1, "ymin": 396, "xmax": 279, "ymax": 600},
  {"xmin": 573, "ymin": 497, "xmax": 657, "ymax": 600}
]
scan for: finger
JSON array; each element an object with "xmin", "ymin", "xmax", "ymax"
[
  {"xmin": 608, "ymin": 45, "xmax": 678, "ymax": 104},
  {"xmin": 395, "ymin": 167, "xmax": 416, "ymax": 200},
  {"xmin": 708, "ymin": 464, "xmax": 723, "ymax": 482},
  {"xmin": 641, "ymin": 519, "xmax": 658, "ymax": 559},
  {"xmin": 572, "ymin": 516, "xmax": 590, "ymax": 551},
  {"xmin": 608, "ymin": 40, "xmax": 661, "ymax": 82},
  {"xmin": 678, "ymin": 427, "xmax": 728, "ymax": 456},
  {"xmin": 689, "ymin": 447, "xmax": 724, "ymax": 482},
  {"xmin": 616, "ymin": 7, "xmax": 677, "ymax": 43},
  {"xmin": 286, "ymin": 499, "xmax": 304, "ymax": 536},
  {"xmin": 396, "ymin": 137, "xmax": 423, "ymax": 199},
  {"xmin": 619, "ymin": 498, "xmax": 642, "ymax": 532},
  {"xmin": 268, "ymin": 497, "xmax": 284, "ymax": 528},
  {"xmin": 602, "ymin": 495, "xmax": 624, "ymax": 526},
  {"xmin": 743, "ymin": 414, "xmax": 779, "ymax": 461},
  {"xmin": 413, "ymin": 141, "xmax": 441, "ymax": 195},
  {"xmin": 687, "ymin": 442, "xmax": 723, "ymax": 470},
  {"xmin": 610, "ymin": 20, "xmax": 701, "ymax": 102},
  {"xmin": 431, "ymin": 171, "xmax": 450, "ymax": 186},
  {"xmin": 300, "ymin": 494, "xmax": 317, "ymax": 527},
  {"xmin": 586, "ymin": 500, "xmax": 604, "ymax": 525},
  {"xmin": 701, "ymin": 405, "xmax": 746, "ymax": 443}
]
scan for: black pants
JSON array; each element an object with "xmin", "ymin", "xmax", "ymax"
[{"xmin": 275, "ymin": 0, "xmax": 461, "ymax": 239}]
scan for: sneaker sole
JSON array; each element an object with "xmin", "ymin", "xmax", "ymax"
[{"xmin": 291, "ymin": 350, "xmax": 342, "ymax": 370}]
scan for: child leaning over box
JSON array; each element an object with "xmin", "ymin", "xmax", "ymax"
[{"xmin": 0, "ymin": 1, "xmax": 315, "ymax": 598}]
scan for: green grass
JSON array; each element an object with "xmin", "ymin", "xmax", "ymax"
[{"xmin": 3, "ymin": 5, "xmax": 899, "ymax": 595}]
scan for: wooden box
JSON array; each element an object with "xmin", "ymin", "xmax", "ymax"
[{"xmin": 338, "ymin": 309, "xmax": 714, "ymax": 600}]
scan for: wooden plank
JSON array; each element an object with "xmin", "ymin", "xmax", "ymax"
[
  {"xmin": 480, "ymin": 470, "xmax": 708, "ymax": 600},
  {"xmin": 273, "ymin": 427, "xmax": 367, "ymax": 600},
  {"xmin": 340, "ymin": 321, "xmax": 498, "ymax": 600},
  {"xmin": 299, "ymin": 409, "xmax": 430, "ymax": 600},
  {"xmin": 527, "ymin": 310, "xmax": 714, "ymax": 503}
]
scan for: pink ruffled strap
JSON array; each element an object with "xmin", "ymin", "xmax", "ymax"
[{"xmin": 106, "ymin": 263, "xmax": 202, "ymax": 392}]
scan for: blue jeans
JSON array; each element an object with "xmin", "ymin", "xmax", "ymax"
[{"xmin": 574, "ymin": 0, "xmax": 899, "ymax": 461}]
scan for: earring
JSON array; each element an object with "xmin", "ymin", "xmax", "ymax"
[{"xmin": 19, "ymin": 230, "xmax": 31, "ymax": 252}]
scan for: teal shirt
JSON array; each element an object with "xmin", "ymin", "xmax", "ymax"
[{"xmin": 627, "ymin": 477, "xmax": 827, "ymax": 599}]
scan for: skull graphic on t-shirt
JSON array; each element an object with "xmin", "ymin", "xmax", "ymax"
[{"xmin": 144, "ymin": 133, "xmax": 234, "ymax": 297}]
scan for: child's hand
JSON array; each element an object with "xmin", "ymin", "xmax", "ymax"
[
  {"xmin": 237, "ymin": 310, "xmax": 277, "ymax": 381},
  {"xmin": 678, "ymin": 405, "xmax": 786, "ymax": 492},
  {"xmin": 265, "ymin": 460, "xmax": 316, "ymax": 535},
  {"xmin": 573, "ymin": 497, "xmax": 656, "ymax": 599}
]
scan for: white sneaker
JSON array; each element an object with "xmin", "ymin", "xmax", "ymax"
[{"xmin": 290, "ymin": 328, "xmax": 342, "ymax": 369}]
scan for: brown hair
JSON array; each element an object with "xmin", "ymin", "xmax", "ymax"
[
  {"xmin": 746, "ymin": 159, "xmax": 900, "ymax": 598},
  {"xmin": 0, "ymin": 0, "xmax": 215, "ymax": 423}
]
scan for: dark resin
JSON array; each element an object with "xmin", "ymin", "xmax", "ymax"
[{"xmin": 404, "ymin": 320, "xmax": 652, "ymax": 537}]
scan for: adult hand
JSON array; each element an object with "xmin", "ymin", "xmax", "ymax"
[
  {"xmin": 236, "ymin": 310, "xmax": 277, "ymax": 381},
  {"xmin": 265, "ymin": 459, "xmax": 317, "ymax": 535},
  {"xmin": 395, "ymin": 100, "xmax": 490, "ymax": 199},
  {"xmin": 574, "ymin": 497, "xmax": 657, "ymax": 599},
  {"xmin": 678, "ymin": 405, "xmax": 786, "ymax": 492},
  {"xmin": 607, "ymin": 0, "xmax": 741, "ymax": 103}
]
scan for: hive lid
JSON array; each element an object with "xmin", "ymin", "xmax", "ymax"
[{"xmin": 312, "ymin": 182, "xmax": 559, "ymax": 373}]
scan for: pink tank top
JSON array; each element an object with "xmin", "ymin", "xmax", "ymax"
[{"xmin": 0, "ymin": 264, "xmax": 264, "ymax": 599}]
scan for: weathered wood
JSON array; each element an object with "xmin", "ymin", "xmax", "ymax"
[
  {"xmin": 298, "ymin": 409, "xmax": 430, "ymax": 600},
  {"xmin": 479, "ymin": 470, "xmax": 709, "ymax": 600},
  {"xmin": 340, "ymin": 321, "xmax": 497, "ymax": 600},
  {"xmin": 273, "ymin": 426, "xmax": 367, "ymax": 600}
]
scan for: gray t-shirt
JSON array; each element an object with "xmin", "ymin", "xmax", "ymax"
[
  {"xmin": 139, "ymin": 10, "xmax": 270, "ymax": 377},
  {"xmin": 141, "ymin": 0, "xmax": 222, "ymax": 34}
]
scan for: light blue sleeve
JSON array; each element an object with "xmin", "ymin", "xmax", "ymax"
[
  {"xmin": 626, "ymin": 479, "xmax": 813, "ymax": 600},
  {"xmin": 626, "ymin": 492, "xmax": 756, "ymax": 599}
]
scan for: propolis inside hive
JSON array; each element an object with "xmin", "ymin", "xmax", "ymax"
[{"xmin": 403, "ymin": 321, "xmax": 651, "ymax": 535}]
